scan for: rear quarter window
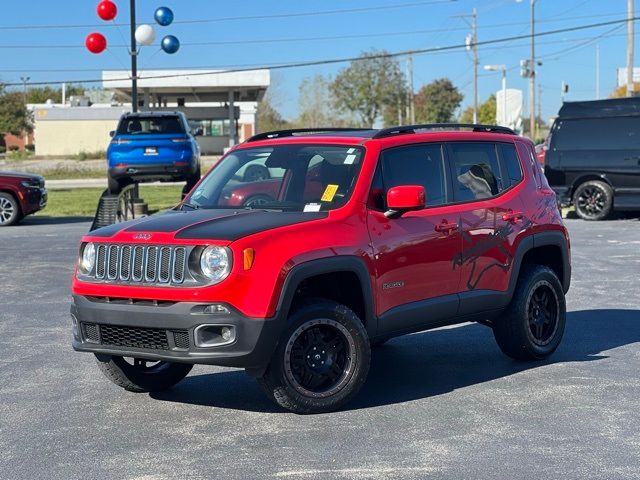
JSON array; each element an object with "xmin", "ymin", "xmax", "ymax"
[
  {"xmin": 499, "ymin": 143, "xmax": 523, "ymax": 187},
  {"xmin": 553, "ymin": 117, "xmax": 640, "ymax": 150}
]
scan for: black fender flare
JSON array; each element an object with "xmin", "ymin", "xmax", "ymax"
[
  {"xmin": 274, "ymin": 256, "xmax": 376, "ymax": 336},
  {"xmin": 507, "ymin": 231, "xmax": 571, "ymax": 300}
]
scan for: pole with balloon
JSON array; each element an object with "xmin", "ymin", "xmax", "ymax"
[{"xmin": 85, "ymin": 1, "xmax": 180, "ymax": 113}]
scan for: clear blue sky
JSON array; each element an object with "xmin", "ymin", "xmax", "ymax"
[{"xmin": 1, "ymin": 0, "xmax": 636, "ymax": 122}]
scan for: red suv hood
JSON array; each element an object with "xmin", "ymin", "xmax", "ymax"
[{"xmin": 85, "ymin": 209, "xmax": 328, "ymax": 243}]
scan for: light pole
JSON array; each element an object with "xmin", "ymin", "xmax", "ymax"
[
  {"xmin": 129, "ymin": 0, "xmax": 138, "ymax": 112},
  {"xmin": 484, "ymin": 65, "xmax": 507, "ymax": 127},
  {"xmin": 20, "ymin": 76, "xmax": 30, "ymax": 105}
]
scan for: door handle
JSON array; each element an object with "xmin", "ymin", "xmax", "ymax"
[
  {"xmin": 502, "ymin": 211, "xmax": 524, "ymax": 223},
  {"xmin": 435, "ymin": 221, "xmax": 458, "ymax": 233}
]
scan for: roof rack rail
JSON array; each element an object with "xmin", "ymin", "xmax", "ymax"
[
  {"xmin": 246, "ymin": 127, "xmax": 373, "ymax": 143},
  {"xmin": 372, "ymin": 123, "xmax": 516, "ymax": 139}
]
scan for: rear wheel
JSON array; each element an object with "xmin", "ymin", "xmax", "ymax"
[
  {"xmin": 258, "ymin": 300, "xmax": 370, "ymax": 414},
  {"xmin": 94, "ymin": 354, "xmax": 193, "ymax": 392},
  {"xmin": 493, "ymin": 265, "xmax": 566, "ymax": 361},
  {"xmin": 0, "ymin": 192, "xmax": 21, "ymax": 226},
  {"xmin": 573, "ymin": 180, "xmax": 613, "ymax": 221}
]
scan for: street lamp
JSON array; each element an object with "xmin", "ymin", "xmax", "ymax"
[{"xmin": 484, "ymin": 65, "xmax": 507, "ymax": 127}]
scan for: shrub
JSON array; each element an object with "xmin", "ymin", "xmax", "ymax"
[
  {"xmin": 25, "ymin": 144, "xmax": 35, "ymax": 152},
  {"xmin": 8, "ymin": 145, "xmax": 20, "ymax": 152},
  {"xmin": 0, "ymin": 146, "xmax": 6, "ymax": 154}
]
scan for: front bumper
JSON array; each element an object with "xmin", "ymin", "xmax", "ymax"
[
  {"xmin": 71, "ymin": 295, "xmax": 284, "ymax": 370},
  {"xmin": 21, "ymin": 187, "xmax": 47, "ymax": 215}
]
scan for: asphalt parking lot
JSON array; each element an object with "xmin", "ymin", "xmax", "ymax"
[{"xmin": 1, "ymin": 215, "xmax": 639, "ymax": 479}]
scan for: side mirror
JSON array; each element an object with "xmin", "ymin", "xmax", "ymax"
[
  {"xmin": 109, "ymin": 130, "xmax": 115, "ymax": 138},
  {"xmin": 385, "ymin": 185, "xmax": 426, "ymax": 218}
]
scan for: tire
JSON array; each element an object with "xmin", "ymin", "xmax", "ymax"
[
  {"xmin": 243, "ymin": 194, "xmax": 273, "ymax": 208},
  {"xmin": 573, "ymin": 180, "xmax": 613, "ymax": 221},
  {"xmin": 493, "ymin": 265, "xmax": 566, "ymax": 361},
  {"xmin": 0, "ymin": 192, "xmax": 21, "ymax": 226},
  {"xmin": 257, "ymin": 299, "xmax": 371, "ymax": 414},
  {"xmin": 243, "ymin": 164, "xmax": 270, "ymax": 183},
  {"xmin": 107, "ymin": 174, "xmax": 124, "ymax": 195},
  {"xmin": 94, "ymin": 354, "xmax": 193, "ymax": 393}
]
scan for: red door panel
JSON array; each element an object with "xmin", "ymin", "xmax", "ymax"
[{"xmin": 368, "ymin": 209, "xmax": 461, "ymax": 315}]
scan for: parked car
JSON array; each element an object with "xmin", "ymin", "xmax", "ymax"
[
  {"xmin": 0, "ymin": 171, "xmax": 47, "ymax": 226},
  {"xmin": 71, "ymin": 124, "xmax": 571, "ymax": 414},
  {"xmin": 544, "ymin": 97, "xmax": 640, "ymax": 220},
  {"xmin": 534, "ymin": 141, "xmax": 547, "ymax": 166},
  {"xmin": 107, "ymin": 111, "xmax": 201, "ymax": 194}
]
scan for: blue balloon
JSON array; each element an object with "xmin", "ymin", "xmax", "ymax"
[
  {"xmin": 154, "ymin": 7, "xmax": 174, "ymax": 26},
  {"xmin": 161, "ymin": 35, "xmax": 180, "ymax": 54}
]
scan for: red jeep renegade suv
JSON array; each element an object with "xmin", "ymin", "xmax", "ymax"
[{"xmin": 71, "ymin": 124, "xmax": 571, "ymax": 414}]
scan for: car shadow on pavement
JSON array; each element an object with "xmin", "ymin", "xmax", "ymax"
[
  {"xmin": 23, "ymin": 215, "xmax": 93, "ymax": 225},
  {"xmin": 151, "ymin": 309, "xmax": 640, "ymax": 413}
]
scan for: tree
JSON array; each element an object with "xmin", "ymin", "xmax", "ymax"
[
  {"xmin": 610, "ymin": 83, "xmax": 640, "ymax": 98},
  {"xmin": 460, "ymin": 94, "xmax": 496, "ymax": 124},
  {"xmin": 330, "ymin": 50, "xmax": 407, "ymax": 128},
  {"xmin": 414, "ymin": 78, "xmax": 463, "ymax": 123},
  {"xmin": 297, "ymin": 74, "xmax": 332, "ymax": 128},
  {"xmin": 256, "ymin": 74, "xmax": 290, "ymax": 133},
  {"xmin": 0, "ymin": 88, "xmax": 31, "ymax": 140}
]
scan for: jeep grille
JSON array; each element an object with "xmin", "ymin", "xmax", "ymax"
[{"xmin": 83, "ymin": 244, "xmax": 198, "ymax": 287}]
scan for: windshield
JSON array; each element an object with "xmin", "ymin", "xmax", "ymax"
[
  {"xmin": 185, "ymin": 144, "xmax": 365, "ymax": 212},
  {"xmin": 117, "ymin": 116, "xmax": 185, "ymax": 135}
]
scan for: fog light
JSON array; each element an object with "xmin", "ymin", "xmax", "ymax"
[
  {"xmin": 202, "ymin": 304, "xmax": 230, "ymax": 315},
  {"xmin": 221, "ymin": 326, "xmax": 233, "ymax": 341},
  {"xmin": 194, "ymin": 325, "xmax": 236, "ymax": 347}
]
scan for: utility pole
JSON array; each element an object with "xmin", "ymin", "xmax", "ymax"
[
  {"xmin": 130, "ymin": 0, "xmax": 138, "ymax": 112},
  {"xmin": 20, "ymin": 76, "xmax": 30, "ymax": 105},
  {"xmin": 529, "ymin": 0, "xmax": 536, "ymax": 140},
  {"xmin": 538, "ymin": 83, "xmax": 542, "ymax": 126},
  {"xmin": 406, "ymin": 55, "xmax": 416, "ymax": 124},
  {"xmin": 472, "ymin": 9, "xmax": 478, "ymax": 124},
  {"xmin": 627, "ymin": 0, "xmax": 635, "ymax": 97}
]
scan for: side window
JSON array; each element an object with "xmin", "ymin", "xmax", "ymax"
[
  {"xmin": 381, "ymin": 144, "xmax": 447, "ymax": 207},
  {"xmin": 499, "ymin": 143, "xmax": 523, "ymax": 187},
  {"xmin": 448, "ymin": 143, "xmax": 503, "ymax": 201}
]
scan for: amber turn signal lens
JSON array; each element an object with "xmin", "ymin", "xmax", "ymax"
[{"xmin": 243, "ymin": 248, "xmax": 255, "ymax": 270}]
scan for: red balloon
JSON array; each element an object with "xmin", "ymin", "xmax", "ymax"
[
  {"xmin": 85, "ymin": 32, "xmax": 107, "ymax": 54},
  {"xmin": 97, "ymin": 1, "xmax": 117, "ymax": 21}
]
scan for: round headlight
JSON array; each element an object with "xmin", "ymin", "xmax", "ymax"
[
  {"xmin": 199, "ymin": 246, "xmax": 231, "ymax": 283},
  {"xmin": 79, "ymin": 242, "xmax": 96, "ymax": 274}
]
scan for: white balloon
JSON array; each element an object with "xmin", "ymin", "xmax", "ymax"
[{"xmin": 135, "ymin": 24, "xmax": 156, "ymax": 46}]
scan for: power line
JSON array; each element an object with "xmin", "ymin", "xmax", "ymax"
[
  {"xmin": 0, "ymin": 1, "xmax": 456, "ymax": 30},
  {"xmin": 0, "ymin": 12, "xmax": 632, "ymax": 50},
  {"xmin": 3, "ymin": 16, "xmax": 638, "ymax": 88}
]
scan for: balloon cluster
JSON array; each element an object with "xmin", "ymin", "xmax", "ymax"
[{"xmin": 85, "ymin": 2, "xmax": 180, "ymax": 55}]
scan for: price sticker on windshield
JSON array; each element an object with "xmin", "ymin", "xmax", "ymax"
[{"xmin": 321, "ymin": 184, "xmax": 339, "ymax": 202}]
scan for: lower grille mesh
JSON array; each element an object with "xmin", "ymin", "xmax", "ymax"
[{"xmin": 82, "ymin": 323, "xmax": 190, "ymax": 351}]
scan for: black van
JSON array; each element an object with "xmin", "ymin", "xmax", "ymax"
[{"xmin": 544, "ymin": 97, "xmax": 640, "ymax": 220}]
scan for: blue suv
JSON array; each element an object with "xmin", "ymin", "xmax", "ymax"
[{"xmin": 107, "ymin": 111, "xmax": 201, "ymax": 194}]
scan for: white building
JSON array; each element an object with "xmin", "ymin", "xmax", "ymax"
[{"xmin": 33, "ymin": 69, "xmax": 270, "ymax": 156}]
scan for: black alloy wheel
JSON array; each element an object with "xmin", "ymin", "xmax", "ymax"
[
  {"xmin": 527, "ymin": 281, "xmax": 560, "ymax": 347},
  {"xmin": 284, "ymin": 319, "xmax": 355, "ymax": 398},
  {"xmin": 573, "ymin": 180, "xmax": 613, "ymax": 221},
  {"xmin": 258, "ymin": 299, "xmax": 370, "ymax": 414}
]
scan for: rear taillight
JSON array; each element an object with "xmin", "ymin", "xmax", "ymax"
[{"xmin": 110, "ymin": 138, "xmax": 131, "ymax": 145}]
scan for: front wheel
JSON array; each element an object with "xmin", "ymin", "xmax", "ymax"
[
  {"xmin": 258, "ymin": 300, "xmax": 371, "ymax": 414},
  {"xmin": 94, "ymin": 354, "xmax": 193, "ymax": 392},
  {"xmin": 0, "ymin": 192, "xmax": 21, "ymax": 226},
  {"xmin": 493, "ymin": 265, "xmax": 566, "ymax": 361}
]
